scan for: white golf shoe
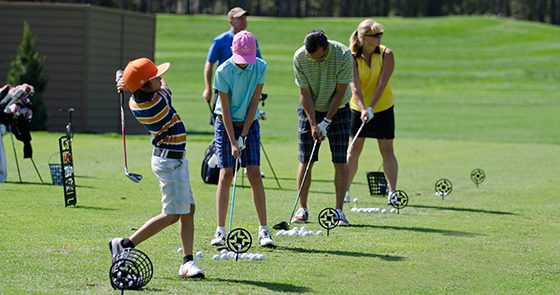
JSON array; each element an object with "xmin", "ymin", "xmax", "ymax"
[
  {"xmin": 108, "ymin": 238, "xmax": 125, "ymax": 260},
  {"xmin": 291, "ymin": 207, "xmax": 308, "ymax": 223},
  {"xmin": 210, "ymin": 230, "xmax": 226, "ymax": 246},
  {"xmin": 178, "ymin": 260, "xmax": 205, "ymax": 279},
  {"xmin": 336, "ymin": 209, "xmax": 350, "ymax": 226},
  {"xmin": 258, "ymin": 229, "xmax": 276, "ymax": 248}
]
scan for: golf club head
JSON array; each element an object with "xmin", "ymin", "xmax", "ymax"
[
  {"xmin": 125, "ymin": 168, "xmax": 143, "ymax": 183},
  {"xmin": 272, "ymin": 221, "xmax": 289, "ymax": 230}
]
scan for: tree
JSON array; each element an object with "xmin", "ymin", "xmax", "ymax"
[{"xmin": 6, "ymin": 21, "xmax": 48, "ymax": 130}]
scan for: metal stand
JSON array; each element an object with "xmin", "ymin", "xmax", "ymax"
[{"xmin": 8, "ymin": 126, "xmax": 22, "ymax": 183}]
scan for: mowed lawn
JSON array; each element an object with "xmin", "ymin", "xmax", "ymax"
[{"xmin": 0, "ymin": 15, "xmax": 559, "ymax": 294}]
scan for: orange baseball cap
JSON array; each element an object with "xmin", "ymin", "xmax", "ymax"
[{"xmin": 123, "ymin": 58, "xmax": 170, "ymax": 92}]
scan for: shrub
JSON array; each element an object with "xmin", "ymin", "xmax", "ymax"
[{"xmin": 7, "ymin": 21, "xmax": 48, "ymax": 130}]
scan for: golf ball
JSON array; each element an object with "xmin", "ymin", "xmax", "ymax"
[
  {"xmin": 292, "ymin": 227, "xmax": 298, "ymax": 232},
  {"xmin": 177, "ymin": 247, "xmax": 183, "ymax": 253},
  {"xmin": 220, "ymin": 249, "xmax": 228, "ymax": 255},
  {"xmin": 351, "ymin": 207, "xmax": 357, "ymax": 212},
  {"xmin": 256, "ymin": 254, "xmax": 265, "ymax": 260},
  {"xmin": 276, "ymin": 230, "xmax": 285, "ymax": 236},
  {"xmin": 353, "ymin": 197, "xmax": 359, "ymax": 203},
  {"xmin": 240, "ymin": 253, "xmax": 248, "ymax": 259},
  {"xmin": 381, "ymin": 209, "xmax": 387, "ymax": 214},
  {"xmin": 212, "ymin": 254, "xmax": 220, "ymax": 260},
  {"xmin": 308, "ymin": 230, "xmax": 314, "ymax": 235},
  {"xmin": 316, "ymin": 231, "xmax": 324, "ymax": 236},
  {"xmin": 195, "ymin": 251, "xmax": 203, "ymax": 258},
  {"xmin": 220, "ymin": 253, "xmax": 228, "ymax": 260},
  {"xmin": 390, "ymin": 208, "xmax": 397, "ymax": 214}
]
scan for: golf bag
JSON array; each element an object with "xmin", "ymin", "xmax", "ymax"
[
  {"xmin": 201, "ymin": 140, "xmax": 219, "ymax": 184},
  {"xmin": 0, "ymin": 84, "xmax": 34, "ymax": 158}
]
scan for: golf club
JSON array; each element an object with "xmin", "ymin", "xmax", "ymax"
[
  {"xmin": 273, "ymin": 138, "xmax": 319, "ymax": 230},
  {"xmin": 228, "ymin": 157, "xmax": 241, "ymax": 233},
  {"xmin": 348, "ymin": 120, "xmax": 366, "ymax": 152},
  {"xmin": 116, "ymin": 70, "xmax": 143, "ymax": 183}
]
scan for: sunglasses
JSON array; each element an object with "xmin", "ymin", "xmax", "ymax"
[{"xmin": 364, "ymin": 32, "xmax": 383, "ymax": 38}]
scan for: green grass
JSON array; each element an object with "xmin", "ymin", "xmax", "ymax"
[{"xmin": 1, "ymin": 15, "xmax": 559, "ymax": 294}]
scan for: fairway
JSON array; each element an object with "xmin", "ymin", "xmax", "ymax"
[{"xmin": 0, "ymin": 15, "xmax": 559, "ymax": 294}]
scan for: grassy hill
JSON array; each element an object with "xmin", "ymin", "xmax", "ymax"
[
  {"xmin": 157, "ymin": 15, "xmax": 560, "ymax": 144},
  {"xmin": 0, "ymin": 15, "xmax": 559, "ymax": 294}
]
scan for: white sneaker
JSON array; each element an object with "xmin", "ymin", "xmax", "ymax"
[
  {"xmin": 258, "ymin": 229, "xmax": 276, "ymax": 248},
  {"xmin": 108, "ymin": 238, "xmax": 125, "ymax": 260},
  {"xmin": 336, "ymin": 209, "xmax": 350, "ymax": 226},
  {"xmin": 343, "ymin": 191, "xmax": 350, "ymax": 203},
  {"xmin": 291, "ymin": 207, "xmax": 308, "ymax": 223},
  {"xmin": 388, "ymin": 191, "xmax": 400, "ymax": 206},
  {"xmin": 178, "ymin": 260, "xmax": 205, "ymax": 279},
  {"xmin": 210, "ymin": 230, "xmax": 226, "ymax": 246}
]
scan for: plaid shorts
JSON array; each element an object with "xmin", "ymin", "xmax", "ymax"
[
  {"xmin": 215, "ymin": 117, "xmax": 260, "ymax": 168},
  {"xmin": 298, "ymin": 104, "xmax": 351, "ymax": 164}
]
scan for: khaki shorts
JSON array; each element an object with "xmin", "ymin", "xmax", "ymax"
[{"xmin": 151, "ymin": 156, "xmax": 195, "ymax": 215}]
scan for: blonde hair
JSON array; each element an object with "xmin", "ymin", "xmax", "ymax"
[{"xmin": 349, "ymin": 19, "xmax": 384, "ymax": 57}]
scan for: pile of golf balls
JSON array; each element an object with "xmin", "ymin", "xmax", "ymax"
[
  {"xmin": 275, "ymin": 226, "xmax": 323, "ymax": 237},
  {"xmin": 435, "ymin": 192, "xmax": 449, "ymax": 197},
  {"xmin": 350, "ymin": 207, "xmax": 397, "ymax": 214},
  {"xmin": 211, "ymin": 249, "xmax": 265, "ymax": 261}
]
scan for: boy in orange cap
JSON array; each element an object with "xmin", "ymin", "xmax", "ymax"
[{"xmin": 111, "ymin": 58, "xmax": 205, "ymax": 279}]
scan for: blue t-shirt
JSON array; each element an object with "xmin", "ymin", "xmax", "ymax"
[
  {"xmin": 213, "ymin": 57, "xmax": 267, "ymax": 122},
  {"xmin": 207, "ymin": 29, "xmax": 262, "ymax": 66}
]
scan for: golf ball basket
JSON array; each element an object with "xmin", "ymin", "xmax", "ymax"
[
  {"xmin": 435, "ymin": 178, "xmax": 453, "ymax": 199},
  {"xmin": 226, "ymin": 228, "xmax": 252, "ymax": 261},
  {"xmin": 109, "ymin": 248, "xmax": 153, "ymax": 292},
  {"xmin": 389, "ymin": 190, "xmax": 409, "ymax": 214},
  {"xmin": 318, "ymin": 207, "xmax": 339, "ymax": 236},
  {"xmin": 366, "ymin": 171, "xmax": 388, "ymax": 196},
  {"xmin": 471, "ymin": 168, "xmax": 485, "ymax": 188}
]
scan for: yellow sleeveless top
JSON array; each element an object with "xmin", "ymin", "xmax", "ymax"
[{"xmin": 350, "ymin": 45, "xmax": 393, "ymax": 113}]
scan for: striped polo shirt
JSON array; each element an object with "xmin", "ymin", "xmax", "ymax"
[
  {"xmin": 129, "ymin": 86, "xmax": 187, "ymax": 151},
  {"xmin": 293, "ymin": 40, "xmax": 354, "ymax": 112}
]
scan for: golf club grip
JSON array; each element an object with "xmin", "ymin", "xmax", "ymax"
[{"xmin": 119, "ymin": 90, "xmax": 128, "ymax": 169}]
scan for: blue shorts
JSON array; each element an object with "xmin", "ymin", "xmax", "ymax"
[
  {"xmin": 298, "ymin": 104, "xmax": 351, "ymax": 164},
  {"xmin": 214, "ymin": 117, "xmax": 260, "ymax": 168}
]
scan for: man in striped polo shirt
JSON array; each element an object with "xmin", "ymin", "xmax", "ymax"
[
  {"xmin": 292, "ymin": 30, "xmax": 353, "ymax": 226},
  {"xmin": 112, "ymin": 58, "xmax": 205, "ymax": 279}
]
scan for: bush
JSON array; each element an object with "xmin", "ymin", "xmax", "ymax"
[{"xmin": 6, "ymin": 21, "xmax": 48, "ymax": 130}]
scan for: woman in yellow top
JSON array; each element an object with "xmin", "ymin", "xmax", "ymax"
[{"xmin": 346, "ymin": 19, "xmax": 398, "ymax": 204}]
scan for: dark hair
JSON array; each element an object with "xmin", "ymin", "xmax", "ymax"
[
  {"xmin": 304, "ymin": 30, "xmax": 329, "ymax": 53},
  {"xmin": 133, "ymin": 88, "xmax": 155, "ymax": 102}
]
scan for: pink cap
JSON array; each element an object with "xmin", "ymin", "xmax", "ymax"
[{"xmin": 231, "ymin": 30, "xmax": 256, "ymax": 64}]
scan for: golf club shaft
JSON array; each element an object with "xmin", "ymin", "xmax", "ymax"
[
  {"xmin": 228, "ymin": 157, "xmax": 240, "ymax": 233},
  {"xmin": 119, "ymin": 91, "xmax": 130, "ymax": 173},
  {"xmin": 348, "ymin": 121, "xmax": 366, "ymax": 152},
  {"xmin": 288, "ymin": 139, "xmax": 319, "ymax": 224}
]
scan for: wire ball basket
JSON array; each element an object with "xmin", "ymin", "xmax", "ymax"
[{"xmin": 109, "ymin": 248, "xmax": 153, "ymax": 291}]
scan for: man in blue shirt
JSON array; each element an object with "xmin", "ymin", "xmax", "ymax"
[{"xmin": 203, "ymin": 7, "xmax": 261, "ymax": 124}]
